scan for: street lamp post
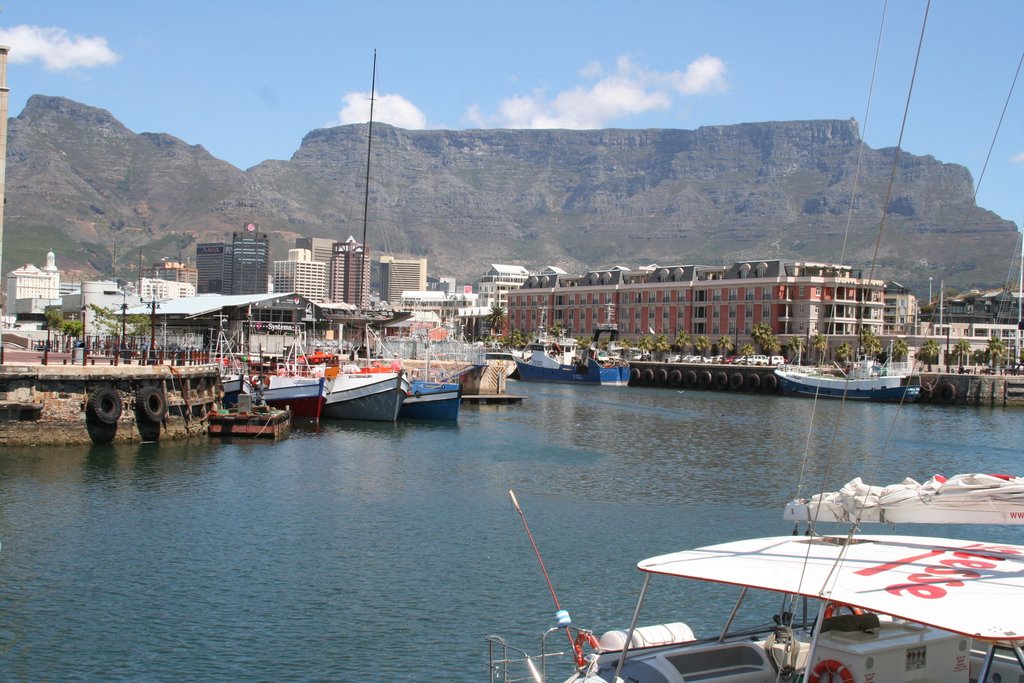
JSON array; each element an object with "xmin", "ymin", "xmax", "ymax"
[
  {"xmin": 149, "ymin": 297, "xmax": 159, "ymax": 364},
  {"xmin": 81, "ymin": 305, "xmax": 88, "ymax": 366},
  {"xmin": 118, "ymin": 299, "xmax": 128, "ymax": 366}
]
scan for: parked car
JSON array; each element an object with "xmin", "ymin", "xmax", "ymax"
[
  {"xmin": 748, "ymin": 354, "xmax": 770, "ymax": 366},
  {"xmin": 769, "ymin": 355, "xmax": 786, "ymax": 366},
  {"xmin": 723, "ymin": 355, "xmax": 742, "ymax": 364},
  {"xmin": 665, "ymin": 354, "xmax": 682, "ymax": 363}
]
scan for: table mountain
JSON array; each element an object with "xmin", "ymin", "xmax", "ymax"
[{"xmin": 5, "ymin": 94, "xmax": 1017, "ymax": 295}]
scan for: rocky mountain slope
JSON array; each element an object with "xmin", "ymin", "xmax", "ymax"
[{"xmin": 4, "ymin": 95, "xmax": 1017, "ymax": 294}]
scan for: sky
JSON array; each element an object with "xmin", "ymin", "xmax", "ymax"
[{"xmin": 1, "ymin": 0, "xmax": 1022, "ymax": 229}]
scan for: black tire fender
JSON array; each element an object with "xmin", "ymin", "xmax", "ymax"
[
  {"xmin": 136, "ymin": 386, "xmax": 167, "ymax": 422},
  {"xmin": 88, "ymin": 387, "xmax": 122, "ymax": 424}
]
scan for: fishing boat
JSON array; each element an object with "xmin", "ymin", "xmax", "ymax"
[
  {"xmin": 513, "ymin": 328, "xmax": 630, "ymax": 386},
  {"xmin": 256, "ymin": 330, "xmax": 330, "ymax": 420},
  {"xmin": 774, "ymin": 358, "xmax": 920, "ymax": 402},
  {"xmin": 321, "ymin": 362, "xmax": 406, "ymax": 422},
  {"xmin": 398, "ymin": 378, "xmax": 462, "ymax": 421},
  {"xmin": 209, "ymin": 317, "xmax": 251, "ymax": 407}
]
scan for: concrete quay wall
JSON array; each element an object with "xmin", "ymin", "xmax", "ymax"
[
  {"xmin": 628, "ymin": 362, "xmax": 1024, "ymax": 407},
  {"xmin": 0, "ymin": 364, "xmax": 221, "ymax": 446}
]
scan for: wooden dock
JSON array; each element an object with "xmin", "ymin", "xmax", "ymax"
[{"xmin": 461, "ymin": 394, "xmax": 525, "ymax": 405}]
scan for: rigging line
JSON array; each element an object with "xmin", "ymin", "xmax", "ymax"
[
  {"xmin": 359, "ymin": 50, "xmax": 378, "ymax": 309},
  {"xmin": 839, "ymin": 0, "xmax": 888, "ymax": 268},
  {"xmin": 865, "ymin": 0, "xmax": 929, "ymax": 285}
]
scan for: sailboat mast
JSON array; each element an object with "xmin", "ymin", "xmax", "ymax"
[
  {"xmin": 358, "ymin": 50, "xmax": 377, "ymax": 311},
  {"xmin": 1018, "ymin": 226, "xmax": 1023, "ymax": 364}
]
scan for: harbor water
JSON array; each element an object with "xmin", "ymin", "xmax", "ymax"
[{"xmin": 1, "ymin": 383, "xmax": 1022, "ymax": 680}]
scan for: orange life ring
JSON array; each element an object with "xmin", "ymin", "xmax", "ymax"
[
  {"xmin": 809, "ymin": 658, "xmax": 854, "ymax": 683},
  {"xmin": 823, "ymin": 603, "xmax": 864, "ymax": 620}
]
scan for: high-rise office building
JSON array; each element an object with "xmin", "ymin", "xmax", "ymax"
[
  {"xmin": 231, "ymin": 223, "xmax": 270, "ymax": 295},
  {"xmin": 330, "ymin": 236, "xmax": 370, "ymax": 307},
  {"xmin": 196, "ymin": 242, "xmax": 232, "ymax": 294},
  {"xmin": 379, "ymin": 255, "xmax": 428, "ymax": 304},
  {"xmin": 273, "ymin": 249, "xmax": 328, "ymax": 302}
]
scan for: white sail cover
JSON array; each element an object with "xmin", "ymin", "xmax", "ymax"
[
  {"xmin": 639, "ymin": 534, "xmax": 1024, "ymax": 642},
  {"xmin": 784, "ymin": 473, "xmax": 1024, "ymax": 524}
]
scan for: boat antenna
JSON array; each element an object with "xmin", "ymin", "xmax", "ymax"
[
  {"xmin": 508, "ymin": 490, "xmax": 586, "ymax": 668},
  {"xmin": 359, "ymin": 49, "xmax": 377, "ymax": 311}
]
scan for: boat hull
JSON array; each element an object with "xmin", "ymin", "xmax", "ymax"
[
  {"xmin": 322, "ymin": 372, "xmax": 405, "ymax": 422},
  {"xmin": 261, "ymin": 376, "xmax": 327, "ymax": 420},
  {"xmin": 399, "ymin": 380, "xmax": 461, "ymax": 421},
  {"xmin": 775, "ymin": 369, "xmax": 920, "ymax": 402},
  {"xmin": 514, "ymin": 358, "xmax": 630, "ymax": 385}
]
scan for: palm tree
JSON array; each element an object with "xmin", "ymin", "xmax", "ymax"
[
  {"xmin": 507, "ymin": 328, "xmax": 527, "ymax": 350},
  {"xmin": 694, "ymin": 335, "xmax": 711, "ymax": 358},
  {"xmin": 987, "ymin": 335, "xmax": 1007, "ymax": 370},
  {"xmin": 636, "ymin": 335, "xmax": 654, "ymax": 360},
  {"xmin": 653, "ymin": 334, "xmax": 672, "ymax": 359},
  {"xmin": 891, "ymin": 338, "xmax": 909, "ymax": 362},
  {"xmin": 835, "ymin": 342, "xmax": 854, "ymax": 363},
  {"xmin": 674, "ymin": 330, "xmax": 691, "ymax": 354},
  {"xmin": 717, "ymin": 336, "xmax": 734, "ymax": 357},
  {"xmin": 787, "ymin": 336, "xmax": 805, "ymax": 364},
  {"xmin": 811, "ymin": 333, "xmax": 829, "ymax": 365},
  {"xmin": 953, "ymin": 338, "xmax": 972, "ymax": 368},
  {"xmin": 859, "ymin": 327, "xmax": 882, "ymax": 360},
  {"xmin": 919, "ymin": 339, "xmax": 940, "ymax": 370},
  {"xmin": 550, "ymin": 322, "xmax": 566, "ymax": 339},
  {"xmin": 751, "ymin": 322, "xmax": 773, "ymax": 353},
  {"xmin": 487, "ymin": 305, "xmax": 507, "ymax": 337},
  {"xmin": 739, "ymin": 343, "xmax": 756, "ymax": 357}
]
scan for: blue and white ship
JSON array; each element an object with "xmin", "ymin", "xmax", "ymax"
[
  {"xmin": 774, "ymin": 359, "xmax": 920, "ymax": 402},
  {"xmin": 513, "ymin": 320, "xmax": 630, "ymax": 386}
]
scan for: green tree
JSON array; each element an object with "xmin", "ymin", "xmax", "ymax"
[
  {"xmin": 859, "ymin": 327, "xmax": 882, "ymax": 359},
  {"xmin": 987, "ymin": 335, "xmax": 1007, "ymax": 369},
  {"xmin": 507, "ymin": 328, "xmax": 527, "ymax": 349},
  {"xmin": 787, "ymin": 336, "xmax": 805, "ymax": 364},
  {"xmin": 919, "ymin": 339, "xmax": 940, "ymax": 369},
  {"xmin": 549, "ymin": 322, "xmax": 566, "ymax": 338},
  {"xmin": 953, "ymin": 338, "xmax": 972, "ymax": 367},
  {"xmin": 751, "ymin": 322, "xmax": 775, "ymax": 354},
  {"xmin": 653, "ymin": 333, "xmax": 672, "ymax": 359},
  {"xmin": 673, "ymin": 330, "xmax": 691, "ymax": 354},
  {"xmin": 811, "ymin": 333, "xmax": 829, "ymax": 364},
  {"xmin": 716, "ymin": 336, "xmax": 735, "ymax": 357},
  {"xmin": 835, "ymin": 342, "xmax": 854, "ymax": 363},
  {"xmin": 739, "ymin": 343, "xmax": 756, "ymax": 357},
  {"xmin": 636, "ymin": 335, "xmax": 654, "ymax": 359},
  {"xmin": 891, "ymin": 338, "xmax": 909, "ymax": 362},
  {"xmin": 486, "ymin": 305, "xmax": 507, "ymax": 336},
  {"xmin": 693, "ymin": 335, "xmax": 711, "ymax": 357}
]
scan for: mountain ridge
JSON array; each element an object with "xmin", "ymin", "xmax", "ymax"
[{"xmin": 4, "ymin": 94, "xmax": 1016, "ymax": 295}]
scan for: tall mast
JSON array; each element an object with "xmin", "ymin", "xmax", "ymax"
[
  {"xmin": 1018, "ymin": 226, "xmax": 1023, "ymax": 364},
  {"xmin": 358, "ymin": 50, "xmax": 377, "ymax": 310}
]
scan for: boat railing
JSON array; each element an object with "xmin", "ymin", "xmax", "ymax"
[{"xmin": 485, "ymin": 630, "xmax": 571, "ymax": 683}]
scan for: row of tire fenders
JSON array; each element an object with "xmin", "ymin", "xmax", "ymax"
[
  {"xmin": 630, "ymin": 366, "xmax": 778, "ymax": 392},
  {"xmin": 85, "ymin": 385, "xmax": 168, "ymax": 425}
]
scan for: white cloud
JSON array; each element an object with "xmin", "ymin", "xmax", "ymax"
[
  {"xmin": 335, "ymin": 91, "xmax": 427, "ymax": 129},
  {"xmin": 468, "ymin": 54, "xmax": 728, "ymax": 129},
  {"xmin": 0, "ymin": 25, "xmax": 119, "ymax": 71},
  {"xmin": 1012, "ymin": 152, "xmax": 1024, "ymax": 164}
]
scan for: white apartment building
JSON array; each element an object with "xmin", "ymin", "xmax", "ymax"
[
  {"xmin": 4, "ymin": 250, "xmax": 61, "ymax": 315},
  {"xmin": 140, "ymin": 278, "xmax": 197, "ymax": 301},
  {"xmin": 476, "ymin": 264, "xmax": 529, "ymax": 310}
]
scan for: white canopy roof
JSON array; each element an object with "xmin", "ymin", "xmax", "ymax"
[{"xmin": 639, "ymin": 534, "xmax": 1024, "ymax": 642}]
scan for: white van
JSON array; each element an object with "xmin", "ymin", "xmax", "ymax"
[{"xmin": 769, "ymin": 356, "xmax": 786, "ymax": 366}]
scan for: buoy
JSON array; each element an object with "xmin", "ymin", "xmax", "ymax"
[{"xmin": 808, "ymin": 659, "xmax": 854, "ymax": 683}]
